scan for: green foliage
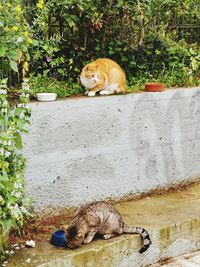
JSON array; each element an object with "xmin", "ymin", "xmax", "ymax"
[
  {"xmin": 127, "ymin": 37, "xmax": 200, "ymax": 89},
  {"xmin": 0, "ymin": 1, "xmax": 32, "ymax": 257},
  {"xmin": 1, "ymin": 0, "xmax": 200, "ymax": 96},
  {"xmin": 24, "ymin": 0, "xmax": 200, "ymax": 96},
  {"xmin": 0, "ymin": 79, "xmax": 31, "ymax": 254},
  {"xmin": 0, "ymin": 0, "xmax": 32, "ymax": 85},
  {"xmin": 30, "ymin": 73, "xmax": 84, "ymax": 97}
]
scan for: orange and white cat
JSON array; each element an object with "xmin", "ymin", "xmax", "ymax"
[{"xmin": 80, "ymin": 58, "xmax": 126, "ymax": 96}]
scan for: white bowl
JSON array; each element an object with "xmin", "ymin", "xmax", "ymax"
[{"xmin": 36, "ymin": 93, "xmax": 57, "ymax": 102}]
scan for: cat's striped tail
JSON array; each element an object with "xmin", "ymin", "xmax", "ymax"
[{"xmin": 123, "ymin": 224, "xmax": 151, "ymax": 254}]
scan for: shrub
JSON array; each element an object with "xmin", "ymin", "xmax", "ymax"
[
  {"xmin": 0, "ymin": 0, "xmax": 32, "ymax": 258},
  {"xmin": 0, "ymin": 78, "xmax": 31, "ymax": 255},
  {"xmin": 26, "ymin": 0, "xmax": 200, "ymax": 93},
  {"xmin": 1, "ymin": 0, "xmax": 200, "ymax": 96},
  {"xmin": 0, "ymin": 0, "xmax": 32, "ymax": 85},
  {"xmin": 29, "ymin": 73, "xmax": 84, "ymax": 98}
]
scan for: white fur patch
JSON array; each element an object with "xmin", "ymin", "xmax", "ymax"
[
  {"xmin": 80, "ymin": 77, "xmax": 95, "ymax": 89},
  {"xmin": 88, "ymin": 91, "xmax": 96, "ymax": 97},
  {"xmin": 99, "ymin": 90, "xmax": 113, "ymax": 95},
  {"xmin": 80, "ymin": 75, "xmax": 99, "ymax": 89},
  {"xmin": 99, "ymin": 83, "xmax": 119, "ymax": 95},
  {"xmin": 94, "ymin": 74, "xmax": 99, "ymax": 83},
  {"xmin": 104, "ymin": 83, "xmax": 118, "ymax": 92},
  {"xmin": 143, "ymin": 239, "xmax": 150, "ymax": 245}
]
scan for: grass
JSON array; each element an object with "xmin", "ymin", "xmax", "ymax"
[
  {"xmin": 29, "ymin": 74, "xmax": 85, "ymax": 98},
  {"xmin": 28, "ymin": 72, "xmax": 200, "ymax": 99}
]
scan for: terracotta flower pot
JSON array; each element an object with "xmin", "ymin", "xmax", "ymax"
[{"xmin": 145, "ymin": 83, "xmax": 164, "ymax": 92}]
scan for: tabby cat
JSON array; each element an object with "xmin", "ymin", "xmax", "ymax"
[
  {"xmin": 65, "ymin": 201, "xmax": 151, "ymax": 254},
  {"xmin": 80, "ymin": 58, "xmax": 126, "ymax": 96}
]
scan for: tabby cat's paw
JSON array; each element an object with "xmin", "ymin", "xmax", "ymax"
[
  {"xmin": 88, "ymin": 91, "xmax": 96, "ymax": 97},
  {"xmin": 103, "ymin": 234, "xmax": 112, "ymax": 240},
  {"xmin": 83, "ymin": 239, "xmax": 91, "ymax": 244}
]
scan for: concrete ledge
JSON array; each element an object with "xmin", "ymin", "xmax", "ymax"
[
  {"xmin": 7, "ymin": 181, "xmax": 200, "ymax": 267},
  {"xmin": 7, "ymin": 219, "xmax": 200, "ymax": 267},
  {"xmin": 23, "ymin": 87, "xmax": 200, "ymax": 211}
]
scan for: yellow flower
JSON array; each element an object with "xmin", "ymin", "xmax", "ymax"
[
  {"xmin": 23, "ymin": 31, "xmax": 29, "ymax": 37},
  {"xmin": 27, "ymin": 37, "xmax": 33, "ymax": 44},
  {"xmin": 36, "ymin": 3, "xmax": 43, "ymax": 8},
  {"xmin": 0, "ymin": 161, "xmax": 9, "ymax": 172},
  {"xmin": 0, "ymin": 4, "xmax": 3, "ymax": 10},
  {"xmin": 11, "ymin": 26, "xmax": 19, "ymax": 32},
  {"xmin": 36, "ymin": 0, "xmax": 44, "ymax": 9},
  {"xmin": 15, "ymin": 5, "xmax": 22, "ymax": 13},
  {"xmin": 15, "ymin": 16, "xmax": 21, "ymax": 20},
  {"xmin": 155, "ymin": 50, "xmax": 161, "ymax": 55},
  {"xmin": 23, "ymin": 62, "xmax": 29, "ymax": 71}
]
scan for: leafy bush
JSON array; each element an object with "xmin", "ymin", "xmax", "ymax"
[
  {"xmin": 127, "ymin": 37, "xmax": 200, "ymax": 87},
  {"xmin": 1, "ymin": 0, "xmax": 200, "ymax": 96},
  {"xmin": 30, "ymin": 73, "xmax": 84, "ymax": 98},
  {"xmin": 0, "ymin": 0, "xmax": 32, "ymax": 258},
  {"xmin": 0, "ymin": 0, "xmax": 32, "ymax": 85},
  {"xmin": 0, "ymin": 79, "xmax": 31, "ymax": 254},
  {"xmin": 25, "ymin": 0, "xmax": 200, "ymax": 96}
]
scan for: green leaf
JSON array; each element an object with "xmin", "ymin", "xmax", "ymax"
[
  {"xmin": 9, "ymin": 60, "xmax": 18, "ymax": 72},
  {"xmin": 1, "ymin": 78, "xmax": 8, "ymax": 85},
  {"xmin": 26, "ymin": 53, "xmax": 31, "ymax": 61},
  {"xmin": 32, "ymin": 39, "xmax": 39, "ymax": 46},
  {"xmin": 0, "ymin": 183, "xmax": 5, "ymax": 189},
  {"xmin": 42, "ymin": 45, "xmax": 48, "ymax": 51},
  {"xmin": 0, "ymin": 218, "xmax": 13, "ymax": 232},
  {"xmin": 22, "ymin": 129, "xmax": 29, "ymax": 134},
  {"xmin": 13, "ymin": 132, "xmax": 23, "ymax": 150},
  {"xmin": 14, "ymin": 107, "xmax": 26, "ymax": 117},
  {"xmin": 7, "ymin": 50, "xmax": 19, "ymax": 61},
  {"xmin": 0, "ymin": 46, "xmax": 6, "ymax": 57},
  {"xmin": 16, "ymin": 118, "xmax": 25, "ymax": 129},
  {"xmin": 21, "ymin": 45, "xmax": 28, "ymax": 52}
]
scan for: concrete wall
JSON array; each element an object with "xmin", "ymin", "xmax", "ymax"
[{"xmin": 23, "ymin": 87, "xmax": 200, "ymax": 211}]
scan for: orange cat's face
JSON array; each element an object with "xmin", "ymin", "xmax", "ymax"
[{"xmin": 80, "ymin": 64, "xmax": 99, "ymax": 89}]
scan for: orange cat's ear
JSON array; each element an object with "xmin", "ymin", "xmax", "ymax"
[
  {"xmin": 84, "ymin": 66, "xmax": 89, "ymax": 71},
  {"xmin": 94, "ymin": 62, "xmax": 100, "ymax": 68},
  {"xmin": 97, "ymin": 64, "xmax": 101, "ymax": 72}
]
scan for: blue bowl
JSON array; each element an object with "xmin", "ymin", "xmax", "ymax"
[{"xmin": 50, "ymin": 230, "xmax": 67, "ymax": 247}]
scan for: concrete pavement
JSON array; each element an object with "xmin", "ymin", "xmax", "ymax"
[
  {"xmin": 150, "ymin": 250, "xmax": 200, "ymax": 266},
  {"xmin": 6, "ymin": 181, "xmax": 200, "ymax": 267}
]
